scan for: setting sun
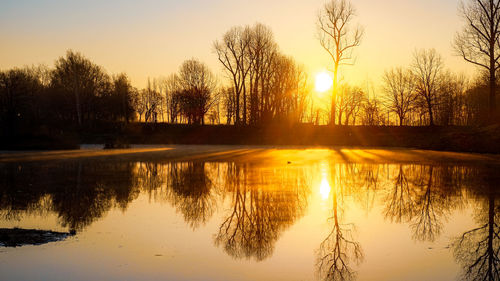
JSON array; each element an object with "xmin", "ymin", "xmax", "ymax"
[{"xmin": 315, "ymin": 72, "xmax": 333, "ymax": 93}]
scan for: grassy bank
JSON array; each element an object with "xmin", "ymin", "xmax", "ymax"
[
  {"xmin": 83, "ymin": 123, "xmax": 500, "ymax": 154},
  {"xmin": 2, "ymin": 123, "xmax": 499, "ymax": 154}
]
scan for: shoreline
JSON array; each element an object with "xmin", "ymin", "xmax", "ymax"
[
  {"xmin": 2, "ymin": 123, "xmax": 500, "ymax": 154},
  {"xmin": 1, "ymin": 144, "xmax": 500, "ymax": 165}
]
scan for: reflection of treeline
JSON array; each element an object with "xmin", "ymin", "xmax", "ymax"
[
  {"xmin": 0, "ymin": 161, "xmax": 139, "ymax": 231},
  {"xmin": 135, "ymin": 161, "xmax": 311, "ymax": 260},
  {"xmin": 215, "ymin": 162, "xmax": 310, "ymax": 261},
  {"xmin": 314, "ymin": 163, "xmax": 500, "ymax": 281},
  {"xmin": 0, "ymin": 160, "xmax": 497, "ymax": 278},
  {"xmin": 0, "ymin": 160, "xmax": 310, "ymax": 240}
]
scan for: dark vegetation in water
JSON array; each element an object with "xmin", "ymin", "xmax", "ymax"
[{"xmin": 0, "ymin": 228, "xmax": 75, "ymax": 247}]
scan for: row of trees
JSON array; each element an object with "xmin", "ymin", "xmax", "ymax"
[
  {"xmin": 0, "ymin": 23, "xmax": 313, "ymax": 132},
  {"xmin": 214, "ymin": 23, "xmax": 310, "ymax": 125},
  {"xmin": 317, "ymin": 0, "xmax": 499, "ymax": 126},
  {"xmin": 0, "ymin": 51, "xmax": 136, "ymax": 133},
  {"xmin": 1, "ymin": 0, "xmax": 500, "ymax": 131},
  {"xmin": 130, "ymin": 23, "xmax": 313, "ymax": 126},
  {"xmin": 134, "ymin": 59, "xmax": 216, "ymax": 125},
  {"xmin": 382, "ymin": 49, "xmax": 492, "ymax": 126},
  {"xmin": 0, "ymin": 48, "xmax": 493, "ymax": 133}
]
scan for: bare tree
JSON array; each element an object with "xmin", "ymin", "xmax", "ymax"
[
  {"xmin": 455, "ymin": 0, "xmax": 500, "ymax": 119},
  {"xmin": 247, "ymin": 23, "xmax": 278, "ymax": 124},
  {"xmin": 317, "ymin": 0, "xmax": 363, "ymax": 125},
  {"xmin": 361, "ymin": 98, "xmax": 383, "ymax": 125},
  {"xmin": 164, "ymin": 74, "xmax": 182, "ymax": 123},
  {"xmin": 412, "ymin": 49, "xmax": 444, "ymax": 126},
  {"xmin": 177, "ymin": 59, "xmax": 216, "ymax": 125},
  {"xmin": 138, "ymin": 79, "xmax": 162, "ymax": 123},
  {"xmin": 214, "ymin": 26, "xmax": 253, "ymax": 125},
  {"xmin": 382, "ymin": 67, "xmax": 417, "ymax": 126}
]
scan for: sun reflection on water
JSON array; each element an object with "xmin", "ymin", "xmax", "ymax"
[{"xmin": 319, "ymin": 175, "xmax": 331, "ymax": 200}]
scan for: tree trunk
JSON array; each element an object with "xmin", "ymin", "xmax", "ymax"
[
  {"xmin": 489, "ymin": 64, "xmax": 497, "ymax": 120},
  {"xmin": 74, "ymin": 89, "xmax": 82, "ymax": 127},
  {"xmin": 428, "ymin": 100, "xmax": 434, "ymax": 126}
]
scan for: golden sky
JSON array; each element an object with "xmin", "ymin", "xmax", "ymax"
[{"xmin": 0, "ymin": 0, "xmax": 475, "ymax": 90}]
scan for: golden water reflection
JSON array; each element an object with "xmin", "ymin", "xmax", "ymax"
[{"xmin": 0, "ymin": 153, "xmax": 499, "ymax": 280}]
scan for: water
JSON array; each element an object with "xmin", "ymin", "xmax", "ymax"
[{"xmin": 0, "ymin": 146, "xmax": 498, "ymax": 281}]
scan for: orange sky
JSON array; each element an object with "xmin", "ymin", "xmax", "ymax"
[{"xmin": 0, "ymin": 0, "xmax": 475, "ymax": 92}]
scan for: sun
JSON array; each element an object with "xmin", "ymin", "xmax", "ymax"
[{"xmin": 315, "ymin": 72, "xmax": 333, "ymax": 93}]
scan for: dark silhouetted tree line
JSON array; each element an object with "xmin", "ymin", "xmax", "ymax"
[
  {"xmin": 2, "ymin": 1, "xmax": 500, "ymax": 135},
  {"xmin": 0, "ymin": 51, "xmax": 136, "ymax": 135}
]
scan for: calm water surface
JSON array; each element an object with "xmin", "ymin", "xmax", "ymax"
[{"xmin": 0, "ymin": 147, "xmax": 498, "ymax": 281}]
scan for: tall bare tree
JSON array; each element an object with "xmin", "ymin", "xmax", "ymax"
[
  {"xmin": 247, "ymin": 23, "xmax": 277, "ymax": 124},
  {"xmin": 382, "ymin": 67, "xmax": 417, "ymax": 126},
  {"xmin": 317, "ymin": 0, "xmax": 363, "ymax": 125},
  {"xmin": 455, "ymin": 0, "xmax": 500, "ymax": 119},
  {"xmin": 214, "ymin": 26, "xmax": 253, "ymax": 125},
  {"xmin": 412, "ymin": 49, "xmax": 444, "ymax": 126}
]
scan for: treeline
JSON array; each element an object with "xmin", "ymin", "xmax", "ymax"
[
  {"xmin": 381, "ymin": 49, "xmax": 493, "ymax": 126},
  {"xmin": 140, "ymin": 23, "xmax": 310, "ymax": 126},
  {"xmin": 327, "ymin": 49, "xmax": 494, "ymax": 126},
  {"xmin": 0, "ymin": 24, "xmax": 312, "ymax": 134},
  {"xmin": 315, "ymin": 0, "xmax": 499, "ymax": 127},
  {"xmin": 0, "ymin": 52, "xmax": 136, "ymax": 135},
  {"xmin": 1, "ymin": 19, "xmax": 499, "ymax": 136}
]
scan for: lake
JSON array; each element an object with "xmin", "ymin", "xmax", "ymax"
[{"xmin": 0, "ymin": 146, "xmax": 498, "ymax": 281}]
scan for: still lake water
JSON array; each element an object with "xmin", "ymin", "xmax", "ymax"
[{"xmin": 0, "ymin": 146, "xmax": 498, "ymax": 281}]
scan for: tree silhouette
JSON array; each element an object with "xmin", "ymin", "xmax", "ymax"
[
  {"xmin": 177, "ymin": 59, "xmax": 217, "ymax": 125},
  {"xmin": 317, "ymin": 0, "xmax": 363, "ymax": 125},
  {"xmin": 455, "ymin": 0, "xmax": 500, "ymax": 119},
  {"xmin": 51, "ymin": 50, "xmax": 110, "ymax": 126},
  {"xmin": 412, "ymin": 49, "xmax": 444, "ymax": 126},
  {"xmin": 382, "ymin": 68, "xmax": 418, "ymax": 126}
]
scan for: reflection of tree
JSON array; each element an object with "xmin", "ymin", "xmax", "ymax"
[
  {"xmin": 453, "ymin": 170, "xmax": 500, "ymax": 281},
  {"xmin": 410, "ymin": 166, "xmax": 445, "ymax": 241},
  {"xmin": 165, "ymin": 162, "xmax": 217, "ymax": 229},
  {"xmin": 215, "ymin": 162, "xmax": 308, "ymax": 261},
  {"xmin": 383, "ymin": 165, "xmax": 416, "ymax": 223},
  {"xmin": 134, "ymin": 161, "xmax": 218, "ymax": 229},
  {"xmin": 0, "ymin": 161, "xmax": 139, "ymax": 231},
  {"xmin": 317, "ymin": 164, "xmax": 363, "ymax": 281},
  {"xmin": 383, "ymin": 165, "xmax": 462, "ymax": 242}
]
